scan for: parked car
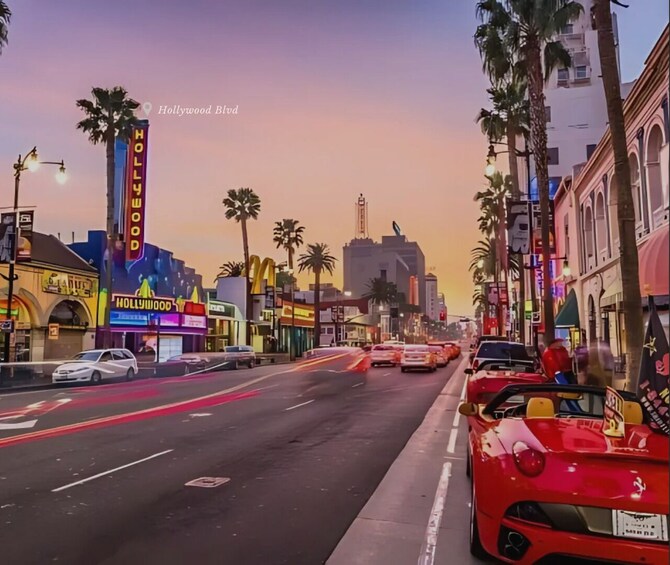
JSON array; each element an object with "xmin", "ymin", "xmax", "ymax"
[
  {"xmin": 461, "ymin": 383, "xmax": 669, "ymax": 564},
  {"xmin": 223, "ymin": 345, "xmax": 256, "ymax": 369},
  {"xmin": 370, "ymin": 344, "xmax": 401, "ymax": 367},
  {"xmin": 401, "ymin": 344, "xmax": 437, "ymax": 373},
  {"xmin": 471, "ymin": 340, "xmax": 535, "ymax": 372},
  {"xmin": 445, "ymin": 341, "xmax": 462, "ymax": 357},
  {"xmin": 52, "ymin": 349, "xmax": 138, "ymax": 384},
  {"xmin": 469, "ymin": 334, "xmax": 509, "ymax": 363},
  {"xmin": 428, "ymin": 345, "xmax": 448, "ymax": 368}
]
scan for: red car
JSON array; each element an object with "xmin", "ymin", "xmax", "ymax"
[
  {"xmin": 465, "ymin": 367, "xmax": 547, "ymax": 405},
  {"xmin": 461, "ymin": 383, "xmax": 669, "ymax": 564}
]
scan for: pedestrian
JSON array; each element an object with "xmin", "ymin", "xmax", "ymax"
[{"xmin": 541, "ymin": 338, "xmax": 575, "ymax": 383}]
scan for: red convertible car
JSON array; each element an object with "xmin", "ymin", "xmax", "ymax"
[
  {"xmin": 460, "ymin": 383, "xmax": 669, "ymax": 564},
  {"xmin": 465, "ymin": 361, "xmax": 548, "ymax": 406}
]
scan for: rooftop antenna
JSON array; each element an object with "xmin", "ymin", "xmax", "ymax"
[
  {"xmin": 355, "ymin": 193, "xmax": 369, "ymax": 239},
  {"xmin": 57, "ymin": 232, "xmax": 61, "ymax": 241}
]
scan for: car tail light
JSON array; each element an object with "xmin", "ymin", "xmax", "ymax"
[{"xmin": 512, "ymin": 442, "xmax": 545, "ymax": 477}]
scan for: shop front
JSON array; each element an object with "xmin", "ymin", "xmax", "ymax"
[
  {"xmin": 0, "ymin": 232, "xmax": 99, "ymax": 361},
  {"xmin": 278, "ymin": 299, "xmax": 314, "ymax": 357},
  {"xmin": 206, "ymin": 297, "xmax": 243, "ymax": 351}
]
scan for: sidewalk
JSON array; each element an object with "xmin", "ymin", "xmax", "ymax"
[{"xmin": 328, "ymin": 356, "xmax": 485, "ymax": 565}]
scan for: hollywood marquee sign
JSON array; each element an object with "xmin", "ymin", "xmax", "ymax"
[{"xmin": 112, "ymin": 294, "xmax": 175, "ymax": 312}]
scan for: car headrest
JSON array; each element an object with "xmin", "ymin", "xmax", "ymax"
[
  {"xmin": 526, "ymin": 397, "xmax": 554, "ymax": 419},
  {"xmin": 623, "ymin": 401, "xmax": 643, "ymax": 425}
]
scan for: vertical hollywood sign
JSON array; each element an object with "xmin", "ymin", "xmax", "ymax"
[{"xmin": 124, "ymin": 123, "xmax": 149, "ymax": 262}]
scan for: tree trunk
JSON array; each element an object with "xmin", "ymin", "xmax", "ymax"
[
  {"xmin": 507, "ymin": 124, "xmax": 526, "ymax": 344},
  {"xmin": 288, "ymin": 247, "xmax": 294, "ymax": 271},
  {"xmin": 594, "ymin": 0, "xmax": 644, "ymax": 390},
  {"xmin": 313, "ymin": 269, "xmax": 321, "ymax": 347},
  {"xmin": 526, "ymin": 41, "xmax": 555, "ymax": 346},
  {"xmin": 103, "ymin": 127, "xmax": 116, "ymax": 349},
  {"xmin": 241, "ymin": 217, "xmax": 251, "ymax": 346}
]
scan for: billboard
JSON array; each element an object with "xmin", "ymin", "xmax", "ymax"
[
  {"xmin": 530, "ymin": 200, "xmax": 556, "ymax": 254},
  {"xmin": 0, "ymin": 211, "xmax": 34, "ymax": 264},
  {"xmin": 506, "ymin": 201, "xmax": 531, "ymax": 255},
  {"xmin": 124, "ymin": 122, "xmax": 149, "ymax": 262}
]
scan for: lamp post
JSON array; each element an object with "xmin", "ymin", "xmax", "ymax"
[
  {"xmin": 334, "ymin": 289, "xmax": 352, "ymax": 344},
  {"xmin": 287, "ymin": 268, "xmax": 296, "ymax": 361},
  {"xmin": 3, "ymin": 148, "xmax": 66, "ymax": 364}
]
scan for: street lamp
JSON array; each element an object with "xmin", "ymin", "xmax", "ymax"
[
  {"xmin": 334, "ymin": 289, "xmax": 352, "ymax": 344},
  {"xmin": 561, "ymin": 260, "xmax": 571, "ymax": 278},
  {"xmin": 3, "ymin": 147, "xmax": 66, "ymax": 364}
]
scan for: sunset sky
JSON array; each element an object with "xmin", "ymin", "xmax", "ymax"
[{"xmin": 0, "ymin": 0, "xmax": 667, "ymax": 315}]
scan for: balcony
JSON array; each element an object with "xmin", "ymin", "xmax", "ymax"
[
  {"xmin": 636, "ymin": 221, "xmax": 649, "ymax": 240},
  {"xmin": 652, "ymin": 206, "xmax": 669, "ymax": 229}
]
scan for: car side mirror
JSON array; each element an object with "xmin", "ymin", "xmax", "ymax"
[
  {"xmin": 458, "ymin": 402, "xmax": 478, "ymax": 416},
  {"xmin": 464, "ymin": 368, "xmax": 473, "ymax": 375}
]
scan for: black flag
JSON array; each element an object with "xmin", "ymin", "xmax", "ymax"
[{"xmin": 636, "ymin": 296, "xmax": 670, "ymax": 435}]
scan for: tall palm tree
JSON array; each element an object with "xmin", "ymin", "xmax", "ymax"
[
  {"xmin": 273, "ymin": 219, "xmax": 305, "ymax": 270},
  {"xmin": 76, "ymin": 87, "xmax": 139, "ymax": 347},
  {"xmin": 216, "ymin": 261, "xmax": 245, "ymax": 279},
  {"xmin": 476, "ymin": 0, "xmax": 583, "ymax": 345},
  {"xmin": 298, "ymin": 243, "xmax": 337, "ymax": 345},
  {"xmin": 592, "ymin": 0, "xmax": 644, "ymax": 389},
  {"xmin": 363, "ymin": 278, "xmax": 398, "ymax": 306},
  {"xmin": 223, "ymin": 187, "xmax": 261, "ymax": 345},
  {"xmin": 0, "ymin": 1, "xmax": 11, "ymax": 54}
]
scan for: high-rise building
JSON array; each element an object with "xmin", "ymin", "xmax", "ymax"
[
  {"xmin": 517, "ymin": 1, "xmax": 620, "ymax": 199},
  {"xmin": 438, "ymin": 292, "xmax": 447, "ymax": 321},
  {"xmin": 426, "ymin": 273, "xmax": 439, "ymax": 320}
]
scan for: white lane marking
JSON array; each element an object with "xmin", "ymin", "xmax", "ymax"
[
  {"xmin": 0, "ymin": 419, "xmax": 38, "ymax": 430},
  {"xmin": 51, "ymin": 449, "xmax": 173, "ymax": 493},
  {"xmin": 351, "ymin": 382, "xmax": 365, "ymax": 388},
  {"xmin": 284, "ymin": 399, "xmax": 315, "ymax": 411},
  {"xmin": 189, "ymin": 413, "xmax": 212, "ymax": 418},
  {"xmin": 446, "ymin": 428, "xmax": 458, "ymax": 454},
  {"xmin": 383, "ymin": 372, "xmax": 391, "ymax": 376},
  {"xmin": 459, "ymin": 374, "xmax": 468, "ymax": 401},
  {"xmin": 417, "ymin": 462, "xmax": 452, "ymax": 565},
  {"xmin": 452, "ymin": 409, "xmax": 461, "ymax": 429},
  {"xmin": 185, "ymin": 476, "xmax": 230, "ymax": 488}
]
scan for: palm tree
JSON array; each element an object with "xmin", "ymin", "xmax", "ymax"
[
  {"xmin": 592, "ymin": 0, "xmax": 644, "ymax": 389},
  {"xmin": 273, "ymin": 219, "xmax": 305, "ymax": 270},
  {"xmin": 298, "ymin": 243, "xmax": 337, "ymax": 346},
  {"xmin": 0, "ymin": 1, "xmax": 11, "ymax": 54},
  {"xmin": 216, "ymin": 261, "xmax": 245, "ymax": 279},
  {"xmin": 476, "ymin": 0, "xmax": 583, "ymax": 345},
  {"xmin": 363, "ymin": 278, "xmax": 398, "ymax": 306},
  {"xmin": 223, "ymin": 187, "xmax": 261, "ymax": 345},
  {"xmin": 76, "ymin": 87, "xmax": 139, "ymax": 347}
]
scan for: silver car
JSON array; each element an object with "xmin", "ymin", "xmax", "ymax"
[{"xmin": 223, "ymin": 345, "xmax": 256, "ymax": 369}]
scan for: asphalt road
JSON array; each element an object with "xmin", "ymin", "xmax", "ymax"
[{"xmin": 0, "ymin": 353, "xmax": 458, "ymax": 565}]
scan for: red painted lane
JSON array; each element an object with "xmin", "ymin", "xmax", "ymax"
[{"xmin": 0, "ymin": 390, "xmax": 258, "ymax": 449}]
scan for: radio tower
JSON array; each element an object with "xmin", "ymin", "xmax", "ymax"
[{"xmin": 355, "ymin": 193, "xmax": 369, "ymax": 239}]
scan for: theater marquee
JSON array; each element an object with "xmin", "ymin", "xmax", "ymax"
[{"xmin": 124, "ymin": 123, "xmax": 149, "ymax": 262}]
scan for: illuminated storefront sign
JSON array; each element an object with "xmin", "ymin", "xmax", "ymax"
[
  {"xmin": 42, "ymin": 271, "xmax": 96, "ymax": 298},
  {"xmin": 280, "ymin": 303, "xmax": 314, "ymax": 326},
  {"xmin": 124, "ymin": 123, "xmax": 149, "ymax": 262},
  {"xmin": 182, "ymin": 314, "xmax": 207, "ymax": 328},
  {"xmin": 112, "ymin": 294, "xmax": 175, "ymax": 312},
  {"xmin": 248, "ymin": 255, "xmax": 276, "ymax": 295},
  {"xmin": 110, "ymin": 311, "xmax": 180, "ymax": 327},
  {"xmin": 208, "ymin": 300, "xmax": 236, "ymax": 318}
]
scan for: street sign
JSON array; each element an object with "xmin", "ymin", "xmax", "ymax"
[
  {"xmin": 532, "ymin": 311, "xmax": 541, "ymax": 325},
  {"xmin": 48, "ymin": 323, "xmax": 59, "ymax": 340},
  {"xmin": 0, "ymin": 320, "xmax": 14, "ymax": 333}
]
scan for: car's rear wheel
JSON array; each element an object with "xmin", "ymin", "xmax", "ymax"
[
  {"xmin": 126, "ymin": 368, "xmax": 135, "ymax": 381},
  {"xmin": 470, "ymin": 482, "xmax": 487, "ymax": 559},
  {"xmin": 90, "ymin": 371, "xmax": 102, "ymax": 385}
]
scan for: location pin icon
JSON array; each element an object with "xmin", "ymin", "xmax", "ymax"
[{"xmin": 142, "ymin": 101, "xmax": 153, "ymax": 116}]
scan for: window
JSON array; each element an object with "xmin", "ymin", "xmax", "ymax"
[
  {"xmin": 545, "ymin": 106, "xmax": 552, "ymax": 123},
  {"xmin": 112, "ymin": 351, "xmax": 126, "ymax": 360},
  {"xmin": 586, "ymin": 144, "xmax": 597, "ymax": 160},
  {"xmin": 560, "ymin": 24, "xmax": 574, "ymax": 35},
  {"xmin": 547, "ymin": 147, "xmax": 559, "ymax": 166},
  {"xmin": 584, "ymin": 207, "xmax": 595, "ymax": 259},
  {"xmin": 380, "ymin": 269, "xmax": 387, "ymax": 281},
  {"xmin": 575, "ymin": 65, "xmax": 588, "ymax": 79},
  {"xmin": 564, "ymin": 214, "xmax": 570, "ymax": 257},
  {"xmin": 557, "ymin": 68, "xmax": 569, "ymax": 84},
  {"xmin": 100, "ymin": 352, "xmax": 113, "ymax": 362},
  {"xmin": 595, "ymin": 193, "xmax": 607, "ymax": 254}
]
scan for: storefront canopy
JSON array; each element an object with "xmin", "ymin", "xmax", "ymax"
[
  {"xmin": 555, "ymin": 288, "xmax": 580, "ymax": 328},
  {"xmin": 600, "ymin": 278, "xmax": 623, "ymax": 308},
  {"xmin": 639, "ymin": 227, "xmax": 669, "ymax": 297}
]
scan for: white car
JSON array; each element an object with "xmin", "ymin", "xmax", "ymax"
[
  {"xmin": 400, "ymin": 344, "xmax": 438, "ymax": 373},
  {"xmin": 52, "ymin": 349, "xmax": 138, "ymax": 384}
]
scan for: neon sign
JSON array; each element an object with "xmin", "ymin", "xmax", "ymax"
[{"xmin": 124, "ymin": 123, "xmax": 149, "ymax": 262}]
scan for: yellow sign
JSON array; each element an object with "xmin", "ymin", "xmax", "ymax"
[
  {"xmin": 603, "ymin": 386, "xmax": 625, "ymax": 438},
  {"xmin": 248, "ymin": 255, "xmax": 276, "ymax": 295},
  {"xmin": 43, "ymin": 271, "xmax": 96, "ymax": 298},
  {"xmin": 281, "ymin": 304, "xmax": 314, "ymax": 323},
  {"xmin": 48, "ymin": 323, "xmax": 59, "ymax": 340},
  {"xmin": 112, "ymin": 294, "xmax": 175, "ymax": 312}
]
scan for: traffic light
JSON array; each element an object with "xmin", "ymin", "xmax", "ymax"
[{"xmin": 439, "ymin": 311, "xmax": 446, "ymax": 321}]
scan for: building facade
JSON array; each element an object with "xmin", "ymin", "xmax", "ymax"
[
  {"xmin": 426, "ymin": 273, "xmax": 439, "ymax": 320},
  {"xmin": 554, "ymin": 26, "xmax": 669, "ymax": 356},
  {"xmin": 71, "ymin": 231, "xmax": 207, "ymax": 359}
]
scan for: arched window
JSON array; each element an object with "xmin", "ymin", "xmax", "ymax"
[
  {"xmin": 595, "ymin": 192, "xmax": 607, "ymax": 255},
  {"xmin": 588, "ymin": 294, "xmax": 597, "ymax": 342},
  {"xmin": 646, "ymin": 124, "xmax": 665, "ymax": 226},
  {"xmin": 629, "ymin": 153, "xmax": 642, "ymax": 223},
  {"xmin": 49, "ymin": 300, "xmax": 90, "ymax": 328},
  {"xmin": 609, "ymin": 174, "xmax": 620, "ymax": 249},
  {"xmin": 584, "ymin": 206, "xmax": 595, "ymax": 262}
]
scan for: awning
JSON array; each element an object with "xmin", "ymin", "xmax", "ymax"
[
  {"xmin": 639, "ymin": 227, "xmax": 669, "ymax": 297},
  {"xmin": 600, "ymin": 278, "xmax": 623, "ymax": 308},
  {"xmin": 555, "ymin": 288, "xmax": 580, "ymax": 328}
]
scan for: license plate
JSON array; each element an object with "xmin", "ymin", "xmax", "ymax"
[{"xmin": 612, "ymin": 510, "xmax": 668, "ymax": 541}]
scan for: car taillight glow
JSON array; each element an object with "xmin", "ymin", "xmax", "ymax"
[
  {"xmin": 512, "ymin": 442, "xmax": 545, "ymax": 477},
  {"xmin": 425, "ymin": 355, "xmax": 432, "ymax": 362}
]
